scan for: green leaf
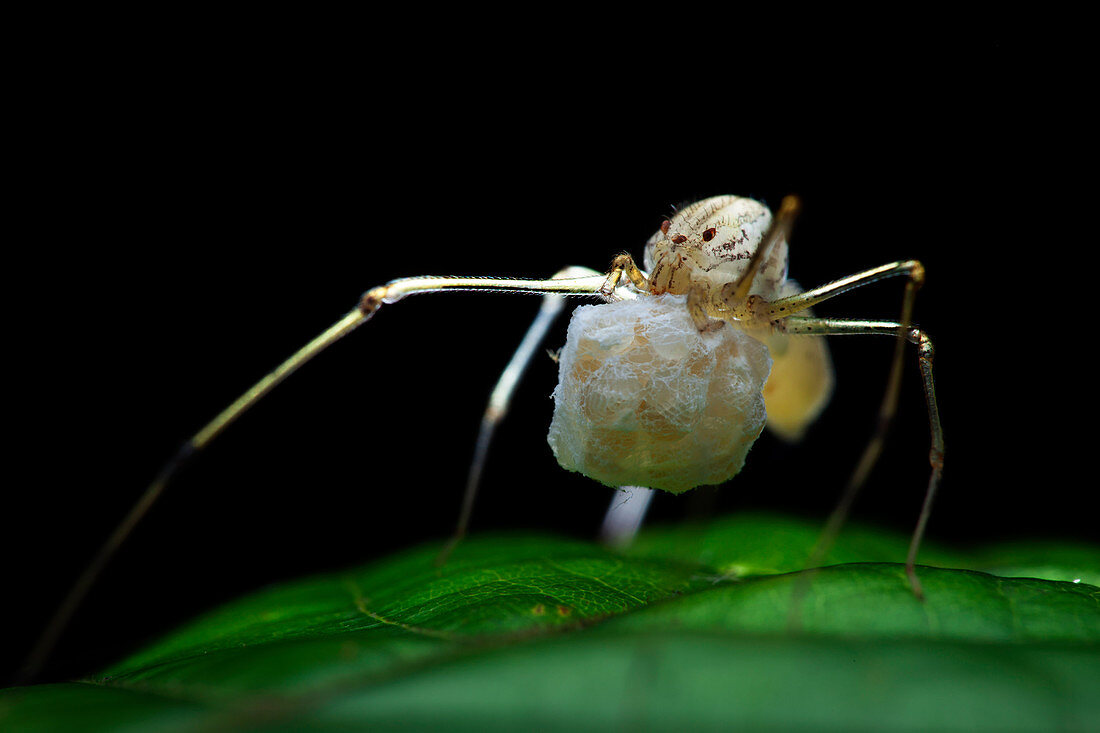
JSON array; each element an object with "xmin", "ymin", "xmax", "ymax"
[
  {"xmin": 3, "ymin": 513, "xmax": 1099, "ymax": 732},
  {"xmin": 621, "ymin": 512, "xmax": 1100, "ymax": 584}
]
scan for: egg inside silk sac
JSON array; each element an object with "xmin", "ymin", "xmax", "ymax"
[{"xmin": 548, "ymin": 294, "xmax": 772, "ymax": 493}]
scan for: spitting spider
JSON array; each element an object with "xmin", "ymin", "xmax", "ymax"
[{"xmin": 23, "ymin": 194, "xmax": 943, "ymax": 681}]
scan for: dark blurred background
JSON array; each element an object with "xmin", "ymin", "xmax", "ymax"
[{"xmin": 6, "ymin": 29, "xmax": 1092, "ymax": 685}]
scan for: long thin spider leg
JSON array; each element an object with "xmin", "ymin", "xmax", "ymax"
[
  {"xmin": 747, "ymin": 261, "xmax": 926, "ymax": 586},
  {"xmin": 21, "ymin": 270, "xmax": 616, "ymax": 683},
  {"xmin": 435, "ymin": 266, "xmax": 605, "ymax": 566},
  {"xmin": 363, "ymin": 272, "xmax": 612, "ymax": 309},
  {"xmin": 780, "ymin": 316, "xmax": 944, "ymax": 599},
  {"xmin": 435, "ymin": 262, "xmax": 658, "ymax": 565},
  {"xmin": 755, "ymin": 260, "xmax": 925, "ymax": 320},
  {"xmin": 18, "ymin": 308, "xmax": 369, "ymax": 683}
]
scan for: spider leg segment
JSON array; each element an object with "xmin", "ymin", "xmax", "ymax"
[
  {"xmin": 780, "ymin": 315, "xmax": 943, "ymax": 599},
  {"xmin": 435, "ymin": 263, "xmax": 659, "ymax": 564},
  {"xmin": 435, "ymin": 266, "xmax": 609, "ymax": 565},
  {"xmin": 359, "ymin": 270, "xmax": 614, "ymax": 313},
  {"xmin": 24, "ymin": 268, "xmax": 627, "ymax": 683},
  {"xmin": 751, "ymin": 259, "xmax": 925, "ymax": 322},
  {"xmin": 768, "ymin": 261, "xmax": 926, "ymax": 493},
  {"xmin": 18, "ymin": 308, "xmax": 368, "ymax": 683},
  {"xmin": 740, "ymin": 260, "xmax": 932, "ymax": 589},
  {"xmin": 723, "ymin": 195, "xmax": 802, "ymax": 305}
]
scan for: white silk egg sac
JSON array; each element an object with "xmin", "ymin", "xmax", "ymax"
[{"xmin": 547, "ymin": 294, "xmax": 772, "ymax": 493}]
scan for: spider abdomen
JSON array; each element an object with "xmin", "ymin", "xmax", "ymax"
[{"xmin": 547, "ymin": 294, "xmax": 772, "ymax": 493}]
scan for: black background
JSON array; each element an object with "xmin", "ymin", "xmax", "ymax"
[{"xmin": 6, "ymin": 30, "xmax": 1093, "ymax": 685}]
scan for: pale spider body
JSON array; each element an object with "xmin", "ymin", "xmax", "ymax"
[
  {"xmin": 548, "ymin": 196, "xmax": 833, "ymax": 493},
  {"xmin": 645, "ymin": 195, "xmax": 788, "ymax": 301},
  {"xmin": 645, "ymin": 195, "xmax": 834, "ymax": 440}
]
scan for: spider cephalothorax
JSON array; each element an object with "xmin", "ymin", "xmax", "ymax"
[{"xmin": 644, "ymin": 196, "xmax": 789, "ymax": 301}]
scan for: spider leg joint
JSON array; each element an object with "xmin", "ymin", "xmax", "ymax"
[{"xmin": 358, "ymin": 286, "xmax": 388, "ymax": 315}]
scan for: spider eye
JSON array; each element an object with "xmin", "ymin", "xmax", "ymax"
[
  {"xmin": 671, "ymin": 234, "xmax": 687, "ymax": 244},
  {"xmin": 660, "ymin": 219, "xmax": 671, "ymax": 235},
  {"xmin": 702, "ymin": 227, "xmax": 717, "ymax": 242}
]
